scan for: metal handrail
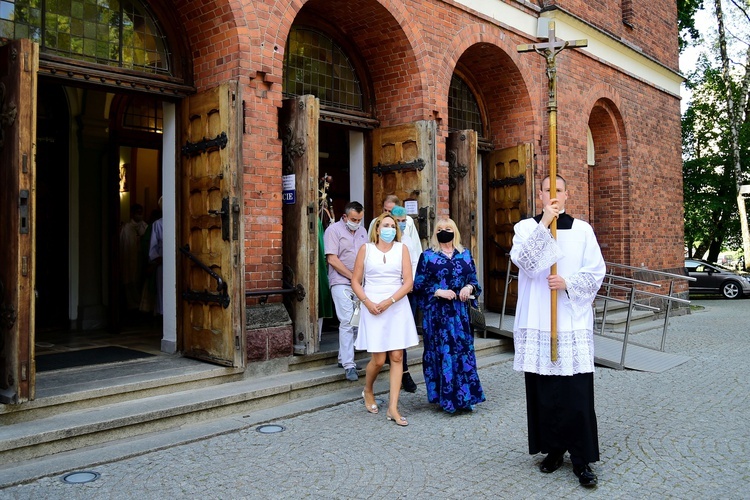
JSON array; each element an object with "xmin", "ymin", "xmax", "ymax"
[
  {"xmin": 604, "ymin": 275, "xmax": 662, "ymax": 288},
  {"xmin": 605, "ymin": 261, "xmax": 697, "ymax": 282},
  {"xmin": 597, "ymin": 261, "xmax": 693, "ymax": 367}
]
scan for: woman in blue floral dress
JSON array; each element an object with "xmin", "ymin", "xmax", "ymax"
[{"xmin": 414, "ymin": 217, "xmax": 485, "ymax": 413}]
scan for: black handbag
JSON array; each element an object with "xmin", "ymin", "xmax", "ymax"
[{"xmin": 469, "ymin": 300, "xmax": 486, "ymax": 335}]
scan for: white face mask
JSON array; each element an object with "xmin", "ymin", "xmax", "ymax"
[{"xmin": 346, "ymin": 220, "xmax": 361, "ymax": 231}]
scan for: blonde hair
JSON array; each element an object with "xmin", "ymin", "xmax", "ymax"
[
  {"xmin": 429, "ymin": 217, "xmax": 464, "ymax": 252},
  {"xmin": 369, "ymin": 212, "xmax": 402, "ymax": 243}
]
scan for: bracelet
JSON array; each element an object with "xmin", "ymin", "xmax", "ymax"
[{"xmin": 390, "ymin": 296, "xmax": 396, "ymax": 304}]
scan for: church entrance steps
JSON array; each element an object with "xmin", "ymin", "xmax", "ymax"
[{"xmin": 0, "ymin": 337, "xmax": 511, "ymax": 468}]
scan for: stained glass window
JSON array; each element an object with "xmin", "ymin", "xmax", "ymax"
[
  {"xmin": 449, "ymin": 74, "xmax": 483, "ymax": 136},
  {"xmin": 0, "ymin": 0, "xmax": 170, "ymax": 75},
  {"xmin": 283, "ymin": 27, "xmax": 363, "ymax": 111}
]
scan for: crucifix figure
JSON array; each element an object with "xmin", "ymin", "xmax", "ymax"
[{"xmin": 517, "ymin": 21, "xmax": 587, "ymax": 362}]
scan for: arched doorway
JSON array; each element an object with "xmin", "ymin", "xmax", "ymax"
[
  {"xmin": 447, "ymin": 43, "xmax": 536, "ymax": 315},
  {"xmin": 587, "ymin": 99, "xmax": 629, "ymax": 265},
  {"xmin": 1, "ymin": 0, "xmax": 198, "ymax": 403}
]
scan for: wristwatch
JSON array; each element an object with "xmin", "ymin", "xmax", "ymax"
[{"xmin": 390, "ymin": 296, "xmax": 396, "ymax": 304}]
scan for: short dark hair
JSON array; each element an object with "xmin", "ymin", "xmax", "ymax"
[
  {"xmin": 344, "ymin": 201, "xmax": 364, "ymax": 215},
  {"xmin": 131, "ymin": 203, "xmax": 144, "ymax": 213}
]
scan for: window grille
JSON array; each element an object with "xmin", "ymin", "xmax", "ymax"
[
  {"xmin": 283, "ymin": 27, "xmax": 363, "ymax": 111},
  {"xmin": 0, "ymin": 0, "xmax": 171, "ymax": 75},
  {"xmin": 448, "ymin": 74, "xmax": 483, "ymax": 136}
]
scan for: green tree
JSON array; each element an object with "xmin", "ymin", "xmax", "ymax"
[
  {"xmin": 678, "ymin": 0, "xmax": 705, "ymax": 51},
  {"xmin": 681, "ymin": 0, "xmax": 750, "ymax": 266}
]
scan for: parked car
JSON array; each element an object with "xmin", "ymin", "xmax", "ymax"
[{"xmin": 684, "ymin": 259, "xmax": 750, "ymax": 299}]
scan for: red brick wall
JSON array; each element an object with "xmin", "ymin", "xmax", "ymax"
[
  {"xmin": 175, "ymin": 0, "xmax": 686, "ymax": 336},
  {"xmin": 544, "ymin": 0, "xmax": 680, "ymax": 69}
]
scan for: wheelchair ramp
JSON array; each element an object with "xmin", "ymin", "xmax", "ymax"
[{"xmin": 594, "ymin": 335, "xmax": 691, "ymax": 373}]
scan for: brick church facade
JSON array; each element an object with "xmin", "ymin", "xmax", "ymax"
[{"xmin": 0, "ymin": 0, "xmax": 683, "ymax": 402}]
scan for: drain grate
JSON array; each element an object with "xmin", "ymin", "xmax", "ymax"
[
  {"xmin": 61, "ymin": 471, "xmax": 100, "ymax": 484},
  {"xmin": 256, "ymin": 424, "xmax": 286, "ymax": 434}
]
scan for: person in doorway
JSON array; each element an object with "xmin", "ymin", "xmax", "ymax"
[
  {"xmin": 139, "ymin": 207, "xmax": 162, "ymax": 315},
  {"xmin": 352, "ymin": 212, "xmax": 419, "ymax": 426},
  {"xmin": 413, "ymin": 217, "xmax": 485, "ymax": 413},
  {"xmin": 120, "ymin": 203, "xmax": 147, "ymax": 312},
  {"xmin": 148, "ymin": 197, "xmax": 164, "ymax": 316},
  {"xmin": 368, "ymin": 195, "xmax": 421, "ymax": 393},
  {"xmin": 324, "ymin": 201, "xmax": 368, "ymax": 381},
  {"xmin": 510, "ymin": 174, "xmax": 606, "ymax": 488}
]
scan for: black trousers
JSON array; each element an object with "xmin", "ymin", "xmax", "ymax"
[{"xmin": 525, "ymin": 372, "xmax": 600, "ymax": 464}]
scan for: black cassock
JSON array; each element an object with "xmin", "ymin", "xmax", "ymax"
[{"xmin": 525, "ymin": 372, "xmax": 599, "ymax": 464}]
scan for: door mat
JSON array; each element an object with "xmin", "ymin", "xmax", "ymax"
[{"xmin": 36, "ymin": 346, "xmax": 155, "ymax": 373}]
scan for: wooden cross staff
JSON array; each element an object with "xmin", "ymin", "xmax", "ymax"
[{"xmin": 518, "ymin": 21, "xmax": 587, "ymax": 362}]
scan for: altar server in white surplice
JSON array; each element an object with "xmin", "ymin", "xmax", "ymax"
[{"xmin": 510, "ymin": 174, "xmax": 606, "ymax": 488}]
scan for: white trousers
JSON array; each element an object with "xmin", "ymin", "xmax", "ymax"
[{"xmin": 331, "ymin": 284, "xmax": 358, "ymax": 369}]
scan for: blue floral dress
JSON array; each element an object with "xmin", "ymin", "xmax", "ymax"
[{"xmin": 414, "ymin": 247, "xmax": 485, "ymax": 413}]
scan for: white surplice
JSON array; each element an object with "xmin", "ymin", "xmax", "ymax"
[{"xmin": 510, "ymin": 216, "xmax": 606, "ymax": 376}]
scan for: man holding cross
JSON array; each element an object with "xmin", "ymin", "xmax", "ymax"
[{"xmin": 510, "ymin": 174, "xmax": 606, "ymax": 487}]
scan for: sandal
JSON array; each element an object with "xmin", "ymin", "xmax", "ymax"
[
  {"xmin": 362, "ymin": 391, "xmax": 378, "ymax": 414},
  {"xmin": 386, "ymin": 412, "xmax": 408, "ymax": 427}
]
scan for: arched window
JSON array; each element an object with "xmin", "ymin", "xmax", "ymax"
[
  {"xmin": 448, "ymin": 74, "xmax": 483, "ymax": 136},
  {"xmin": 1, "ymin": 0, "xmax": 170, "ymax": 75},
  {"xmin": 283, "ymin": 27, "xmax": 363, "ymax": 112}
]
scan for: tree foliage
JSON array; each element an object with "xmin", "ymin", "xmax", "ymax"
[
  {"xmin": 678, "ymin": 0, "xmax": 705, "ymax": 51},
  {"xmin": 682, "ymin": 1, "xmax": 750, "ymax": 264}
]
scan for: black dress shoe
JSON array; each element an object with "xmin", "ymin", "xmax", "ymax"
[
  {"xmin": 539, "ymin": 452, "xmax": 564, "ymax": 473},
  {"xmin": 573, "ymin": 464, "xmax": 598, "ymax": 487},
  {"xmin": 402, "ymin": 372, "xmax": 417, "ymax": 393}
]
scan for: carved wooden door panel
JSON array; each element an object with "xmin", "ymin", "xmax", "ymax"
[
  {"xmin": 372, "ymin": 121, "xmax": 436, "ymax": 245},
  {"xmin": 448, "ymin": 129, "xmax": 478, "ymax": 259},
  {"xmin": 280, "ymin": 95, "xmax": 319, "ymax": 355},
  {"xmin": 484, "ymin": 143, "xmax": 534, "ymax": 313},
  {"xmin": 180, "ymin": 82, "xmax": 244, "ymax": 367},
  {"xmin": 0, "ymin": 40, "xmax": 38, "ymax": 404}
]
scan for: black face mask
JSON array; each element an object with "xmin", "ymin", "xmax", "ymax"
[{"xmin": 436, "ymin": 230, "xmax": 454, "ymax": 243}]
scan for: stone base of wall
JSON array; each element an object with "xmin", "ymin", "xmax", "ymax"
[{"xmin": 246, "ymin": 303, "xmax": 293, "ymax": 362}]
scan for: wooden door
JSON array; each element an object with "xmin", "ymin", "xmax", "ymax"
[
  {"xmin": 0, "ymin": 40, "xmax": 38, "ymax": 404},
  {"xmin": 372, "ymin": 121, "xmax": 436, "ymax": 245},
  {"xmin": 180, "ymin": 83, "xmax": 244, "ymax": 367},
  {"xmin": 280, "ymin": 95, "xmax": 319, "ymax": 355},
  {"xmin": 448, "ymin": 129, "xmax": 478, "ymax": 258},
  {"xmin": 484, "ymin": 143, "xmax": 534, "ymax": 313}
]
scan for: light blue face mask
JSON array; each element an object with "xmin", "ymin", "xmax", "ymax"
[
  {"xmin": 398, "ymin": 222, "xmax": 407, "ymax": 232},
  {"xmin": 380, "ymin": 227, "xmax": 397, "ymax": 243}
]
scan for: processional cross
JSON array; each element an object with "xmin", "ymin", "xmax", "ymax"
[{"xmin": 518, "ymin": 21, "xmax": 587, "ymax": 362}]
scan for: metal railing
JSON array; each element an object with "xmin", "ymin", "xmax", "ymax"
[{"xmin": 597, "ymin": 262, "xmax": 695, "ymax": 369}]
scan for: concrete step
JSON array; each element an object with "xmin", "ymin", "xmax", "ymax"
[
  {"xmin": 596, "ymin": 308, "xmax": 661, "ymax": 334},
  {"xmin": 0, "ymin": 337, "xmax": 510, "ymax": 466},
  {"xmin": 0, "ymin": 356, "xmax": 244, "ymax": 425}
]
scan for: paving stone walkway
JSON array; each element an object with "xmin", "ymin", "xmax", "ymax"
[{"xmin": 2, "ymin": 299, "xmax": 747, "ymax": 499}]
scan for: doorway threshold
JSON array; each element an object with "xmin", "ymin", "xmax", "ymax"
[{"xmin": 16, "ymin": 355, "xmax": 243, "ymax": 420}]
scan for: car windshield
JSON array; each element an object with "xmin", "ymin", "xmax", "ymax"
[
  {"xmin": 686, "ymin": 260, "xmax": 731, "ymax": 272},
  {"xmin": 709, "ymin": 262, "xmax": 735, "ymax": 271}
]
